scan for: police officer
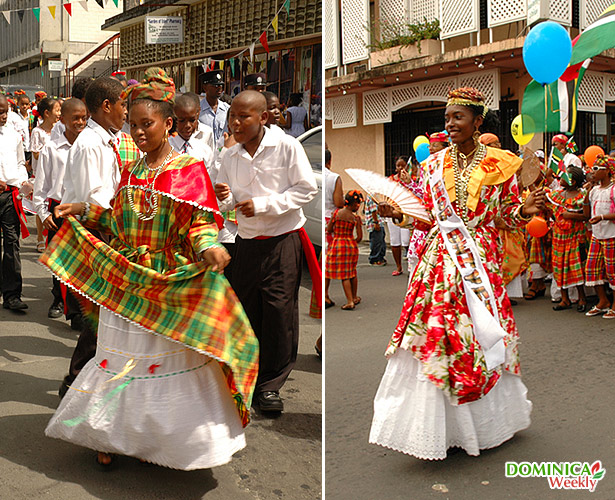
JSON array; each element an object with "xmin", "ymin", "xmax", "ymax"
[
  {"xmin": 244, "ymin": 73, "xmax": 267, "ymax": 92},
  {"xmin": 199, "ymin": 70, "xmax": 229, "ymax": 144}
]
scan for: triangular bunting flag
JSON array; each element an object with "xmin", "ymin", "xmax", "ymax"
[
  {"xmin": 80, "ymin": 1, "xmax": 88, "ymax": 11},
  {"xmin": 112, "ymin": 0, "xmax": 118, "ymax": 7},
  {"xmin": 272, "ymin": 15, "xmax": 279, "ymax": 34},
  {"xmin": 220, "ymin": 60, "xmax": 224, "ymax": 70},
  {"xmin": 249, "ymin": 42, "xmax": 255, "ymax": 61},
  {"xmin": 33, "ymin": 7, "xmax": 40, "ymax": 21},
  {"xmin": 283, "ymin": 0, "xmax": 290, "ymax": 15},
  {"xmin": 259, "ymin": 31, "xmax": 269, "ymax": 53},
  {"xmin": 2, "ymin": 11, "xmax": 10, "ymax": 24},
  {"xmin": 95, "ymin": 0, "xmax": 104, "ymax": 9},
  {"xmin": 48, "ymin": 6, "xmax": 56, "ymax": 18},
  {"xmin": 229, "ymin": 58, "xmax": 235, "ymax": 77},
  {"xmin": 63, "ymin": 3, "xmax": 72, "ymax": 16},
  {"xmin": 17, "ymin": 10, "xmax": 25, "ymax": 22}
]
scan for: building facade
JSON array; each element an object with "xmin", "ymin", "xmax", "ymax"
[
  {"xmin": 0, "ymin": 0, "xmax": 124, "ymax": 96},
  {"xmin": 102, "ymin": 0, "xmax": 322, "ymax": 124},
  {"xmin": 325, "ymin": 0, "xmax": 615, "ymax": 185}
]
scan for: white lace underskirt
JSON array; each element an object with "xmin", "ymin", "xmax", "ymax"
[
  {"xmin": 506, "ymin": 275, "xmax": 524, "ymax": 298},
  {"xmin": 46, "ymin": 309, "xmax": 246, "ymax": 470},
  {"xmin": 369, "ymin": 348, "xmax": 532, "ymax": 460}
]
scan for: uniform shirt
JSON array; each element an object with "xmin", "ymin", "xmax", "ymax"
[
  {"xmin": 50, "ymin": 121, "xmax": 66, "ymax": 144},
  {"xmin": 7, "ymin": 110, "xmax": 30, "ymax": 151},
  {"xmin": 0, "ymin": 124, "xmax": 27, "ymax": 186},
  {"xmin": 169, "ymin": 123, "xmax": 215, "ymax": 174},
  {"xmin": 216, "ymin": 127, "xmax": 317, "ymax": 239},
  {"xmin": 199, "ymin": 97, "xmax": 229, "ymax": 144},
  {"xmin": 33, "ymin": 133, "xmax": 72, "ymax": 222},
  {"xmin": 62, "ymin": 118, "xmax": 123, "ymax": 208}
]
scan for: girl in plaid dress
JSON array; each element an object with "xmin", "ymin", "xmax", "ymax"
[
  {"xmin": 42, "ymin": 69, "xmax": 258, "ymax": 470},
  {"xmin": 547, "ymin": 165, "xmax": 588, "ymax": 312},
  {"xmin": 325, "ymin": 190, "xmax": 363, "ymax": 310},
  {"xmin": 584, "ymin": 155, "xmax": 615, "ymax": 318}
]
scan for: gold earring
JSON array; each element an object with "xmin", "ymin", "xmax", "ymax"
[
  {"xmin": 163, "ymin": 129, "xmax": 169, "ymax": 143},
  {"xmin": 473, "ymin": 130, "xmax": 480, "ymax": 145}
]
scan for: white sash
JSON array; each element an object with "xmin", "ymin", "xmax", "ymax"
[{"xmin": 427, "ymin": 151, "xmax": 506, "ymax": 370}]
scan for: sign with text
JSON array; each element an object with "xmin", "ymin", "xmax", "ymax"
[
  {"xmin": 145, "ymin": 16, "xmax": 184, "ymax": 44},
  {"xmin": 48, "ymin": 60, "xmax": 64, "ymax": 72}
]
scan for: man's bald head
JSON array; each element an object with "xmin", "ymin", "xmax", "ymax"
[{"xmin": 231, "ymin": 90, "xmax": 267, "ymax": 114}]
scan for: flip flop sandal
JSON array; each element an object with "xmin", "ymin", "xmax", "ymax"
[
  {"xmin": 391, "ymin": 270, "xmax": 403, "ymax": 276},
  {"xmin": 341, "ymin": 304, "xmax": 355, "ymax": 310},
  {"xmin": 586, "ymin": 306, "xmax": 609, "ymax": 317},
  {"xmin": 37, "ymin": 241, "xmax": 46, "ymax": 253},
  {"xmin": 353, "ymin": 297, "xmax": 362, "ymax": 305},
  {"xmin": 325, "ymin": 300, "xmax": 335, "ymax": 309},
  {"xmin": 552, "ymin": 303, "xmax": 572, "ymax": 311},
  {"xmin": 603, "ymin": 309, "xmax": 615, "ymax": 319},
  {"xmin": 523, "ymin": 288, "xmax": 546, "ymax": 300}
]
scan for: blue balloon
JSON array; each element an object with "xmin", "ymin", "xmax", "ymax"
[
  {"xmin": 415, "ymin": 142, "xmax": 430, "ymax": 163},
  {"xmin": 523, "ymin": 21, "xmax": 572, "ymax": 85}
]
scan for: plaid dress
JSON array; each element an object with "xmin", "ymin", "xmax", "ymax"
[
  {"xmin": 41, "ymin": 155, "xmax": 259, "ymax": 469},
  {"xmin": 547, "ymin": 189, "xmax": 587, "ymax": 289},
  {"xmin": 325, "ymin": 209, "xmax": 359, "ymax": 280}
]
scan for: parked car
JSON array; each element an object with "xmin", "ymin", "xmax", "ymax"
[
  {"xmin": 297, "ymin": 126, "xmax": 322, "ymax": 253},
  {"xmin": 0, "ymin": 84, "xmax": 46, "ymax": 102}
]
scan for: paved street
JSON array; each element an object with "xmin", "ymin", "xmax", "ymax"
[
  {"xmin": 0, "ymin": 221, "xmax": 322, "ymax": 500},
  {"xmin": 325, "ymin": 243, "xmax": 615, "ymax": 500}
]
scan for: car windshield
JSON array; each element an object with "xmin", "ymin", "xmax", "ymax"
[{"xmin": 301, "ymin": 130, "xmax": 322, "ymax": 172}]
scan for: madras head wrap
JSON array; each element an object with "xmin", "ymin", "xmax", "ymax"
[
  {"xmin": 447, "ymin": 87, "xmax": 488, "ymax": 117},
  {"xmin": 121, "ymin": 67, "xmax": 176, "ymax": 104},
  {"xmin": 429, "ymin": 132, "xmax": 448, "ymax": 143},
  {"xmin": 479, "ymin": 133, "xmax": 499, "ymax": 146},
  {"xmin": 552, "ymin": 134, "xmax": 568, "ymax": 144},
  {"xmin": 594, "ymin": 154, "xmax": 615, "ymax": 176},
  {"xmin": 14, "ymin": 89, "xmax": 26, "ymax": 96},
  {"xmin": 35, "ymin": 91, "xmax": 47, "ymax": 99}
]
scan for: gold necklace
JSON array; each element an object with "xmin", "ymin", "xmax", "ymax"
[
  {"xmin": 126, "ymin": 149, "xmax": 174, "ymax": 221},
  {"xmin": 451, "ymin": 143, "xmax": 486, "ymax": 225}
]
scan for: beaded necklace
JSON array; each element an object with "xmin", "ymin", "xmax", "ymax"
[
  {"xmin": 451, "ymin": 142, "xmax": 486, "ymax": 225},
  {"xmin": 126, "ymin": 149, "xmax": 174, "ymax": 221}
]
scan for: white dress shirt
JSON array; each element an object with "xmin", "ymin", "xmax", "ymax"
[
  {"xmin": 216, "ymin": 127, "xmax": 317, "ymax": 239},
  {"xmin": 0, "ymin": 124, "xmax": 27, "ymax": 186},
  {"xmin": 7, "ymin": 111, "xmax": 29, "ymax": 151},
  {"xmin": 62, "ymin": 118, "xmax": 122, "ymax": 208},
  {"xmin": 33, "ymin": 133, "xmax": 72, "ymax": 222},
  {"xmin": 50, "ymin": 121, "xmax": 66, "ymax": 144},
  {"xmin": 169, "ymin": 123, "xmax": 215, "ymax": 174}
]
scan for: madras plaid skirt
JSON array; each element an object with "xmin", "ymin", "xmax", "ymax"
[
  {"xmin": 585, "ymin": 236, "xmax": 615, "ymax": 287},
  {"xmin": 552, "ymin": 227, "xmax": 586, "ymax": 288},
  {"xmin": 325, "ymin": 237, "xmax": 358, "ymax": 280}
]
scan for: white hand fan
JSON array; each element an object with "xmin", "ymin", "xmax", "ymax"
[{"xmin": 345, "ymin": 168, "xmax": 430, "ymax": 223}]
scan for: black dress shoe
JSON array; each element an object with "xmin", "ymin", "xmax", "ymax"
[
  {"xmin": 48, "ymin": 301, "xmax": 64, "ymax": 318},
  {"xmin": 3, "ymin": 297, "xmax": 28, "ymax": 311},
  {"xmin": 256, "ymin": 391, "xmax": 284, "ymax": 412}
]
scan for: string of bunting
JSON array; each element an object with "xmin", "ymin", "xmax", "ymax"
[
  {"xmin": 200, "ymin": 0, "xmax": 291, "ymax": 77},
  {"xmin": 0, "ymin": 0, "xmax": 117, "ymax": 24}
]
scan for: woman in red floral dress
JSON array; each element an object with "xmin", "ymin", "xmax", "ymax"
[{"xmin": 369, "ymin": 88, "xmax": 545, "ymax": 459}]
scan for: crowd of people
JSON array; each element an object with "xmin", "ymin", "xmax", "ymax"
[
  {"xmin": 0, "ymin": 67, "xmax": 319, "ymax": 469},
  {"xmin": 325, "ymin": 86, "xmax": 614, "ymax": 460}
]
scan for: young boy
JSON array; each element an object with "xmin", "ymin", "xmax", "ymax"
[
  {"xmin": 215, "ymin": 91, "xmax": 317, "ymax": 413},
  {"xmin": 33, "ymin": 98, "xmax": 87, "ymax": 321},
  {"xmin": 0, "ymin": 94, "xmax": 30, "ymax": 311},
  {"xmin": 59, "ymin": 77, "xmax": 140, "ymax": 397},
  {"xmin": 262, "ymin": 91, "xmax": 286, "ymax": 138},
  {"xmin": 169, "ymin": 92, "xmax": 215, "ymax": 171}
]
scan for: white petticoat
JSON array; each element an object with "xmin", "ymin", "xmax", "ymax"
[
  {"xmin": 369, "ymin": 349, "xmax": 532, "ymax": 460},
  {"xmin": 46, "ymin": 309, "xmax": 246, "ymax": 470}
]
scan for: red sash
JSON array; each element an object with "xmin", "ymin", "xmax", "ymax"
[{"xmin": 8, "ymin": 186, "xmax": 30, "ymax": 239}]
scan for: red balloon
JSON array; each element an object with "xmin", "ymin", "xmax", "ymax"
[
  {"xmin": 527, "ymin": 216, "xmax": 549, "ymax": 238},
  {"xmin": 584, "ymin": 145, "xmax": 605, "ymax": 167}
]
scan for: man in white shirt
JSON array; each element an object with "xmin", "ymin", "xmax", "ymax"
[
  {"xmin": 170, "ymin": 92, "xmax": 215, "ymax": 171},
  {"xmin": 0, "ymin": 95, "xmax": 29, "ymax": 311},
  {"xmin": 34, "ymin": 98, "xmax": 87, "ymax": 321},
  {"xmin": 199, "ymin": 70, "xmax": 229, "ymax": 144},
  {"xmin": 215, "ymin": 91, "xmax": 317, "ymax": 413}
]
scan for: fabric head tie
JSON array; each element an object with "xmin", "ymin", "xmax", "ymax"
[
  {"xmin": 594, "ymin": 155, "xmax": 615, "ymax": 176},
  {"xmin": 479, "ymin": 133, "xmax": 499, "ymax": 146},
  {"xmin": 429, "ymin": 132, "xmax": 448, "ymax": 144},
  {"xmin": 447, "ymin": 87, "xmax": 488, "ymax": 117},
  {"xmin": 121, "ymin": 67, "xmax": 176, "ymax": 104},
  {"xmin": 552, "ymin": 134, "xmax": 568, "ymax": 144}
]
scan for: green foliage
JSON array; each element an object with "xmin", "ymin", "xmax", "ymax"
[{"xmin": 368, "ymin": 17, "xmax": 440, "ymax": 53}]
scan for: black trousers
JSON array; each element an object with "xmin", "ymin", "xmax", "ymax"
[
  {"xmin": 47, "ymin": 200, "xmax": 81, "ymax": 319},
  {"xmin": 0, "ymin": 190, "xmax": 22, "ymax": 301},
  {"xmin": 233, "ymin": 233, "xmax": 302, "ymax": 393}
]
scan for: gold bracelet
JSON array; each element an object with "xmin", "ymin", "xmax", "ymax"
[{"xmin": 518, "ymin": 205, "xmax": 532, "ymax": 221}]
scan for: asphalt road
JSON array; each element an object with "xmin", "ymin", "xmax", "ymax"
[
  {"xmin": 0, "ymin": 221, "xmax": 322, "ymax": 500},
  {"xmin": 325, "ymin": 243, "xmax": 615, "ymax": 500}
]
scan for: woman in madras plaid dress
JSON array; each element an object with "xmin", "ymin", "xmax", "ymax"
[
  {"xmin": 325, "ymin": 190, "xmax": 363, "ymax": 310},
  {"xmin": 41, "ymin": 68, "xmax": 258, "ymax": 470},
  {"xmin": 547, "ymin": 165, "xmax": 588, "ymax": 312}
]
